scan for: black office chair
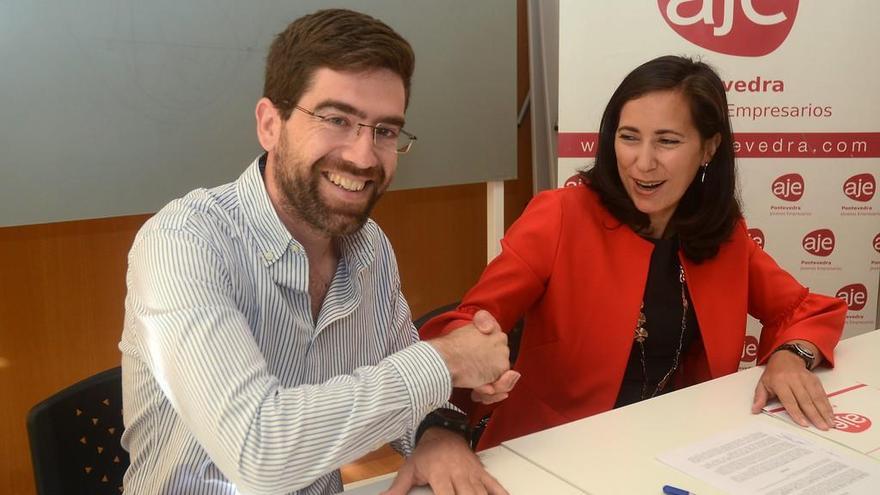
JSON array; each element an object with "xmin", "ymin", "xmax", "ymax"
[{"xmin": 27, "ymin": 366, "xmax": 130, "ymax": 495}]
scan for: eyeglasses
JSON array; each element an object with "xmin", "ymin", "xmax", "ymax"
[{"xmin": 292, "ymin": 105, "xmax": 417, "ymax": 154}]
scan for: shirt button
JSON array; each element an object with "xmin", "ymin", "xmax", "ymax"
[{"xmin": 263, "ymin": 252, "xmax": 275, "ymax": 261}]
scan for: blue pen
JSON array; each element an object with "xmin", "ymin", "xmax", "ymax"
[{"xmin": 662, "ymin": 485, "xmax": 694, "ymax": 495}]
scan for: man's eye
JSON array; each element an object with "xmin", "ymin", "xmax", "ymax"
[
  {"xmin": 324, "ymin": 116, "xmax": 350, "ymax": 127},
  {"xmin": 374, "ymin": 126, "xmax": 400, "ymax": 139}
]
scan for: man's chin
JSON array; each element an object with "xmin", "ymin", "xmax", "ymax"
[{"xmin": 320, "ymin": 210, "xmax": 371, "ymax": 236}]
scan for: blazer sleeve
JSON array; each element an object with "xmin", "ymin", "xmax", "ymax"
[
  {"xmin": 419, "ymin": 190, "xmax": 564, "ymax": 339},
  {"xmin": 744, "ymin": 224, "xmax": 847, "ymax": 366}
]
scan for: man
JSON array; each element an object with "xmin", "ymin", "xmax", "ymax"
[{"xmin": 119, "ymin": 9, "xmax": 511, "ymax": 495}]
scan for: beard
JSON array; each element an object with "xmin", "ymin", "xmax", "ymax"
[{"xmin": 272, "ymin": 134, "xmax": 387, "ymax": 237}]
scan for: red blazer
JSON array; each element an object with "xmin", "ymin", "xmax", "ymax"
[{"xmin": 420, "ymin": 185, "xmax": 846, "ymax": 450}]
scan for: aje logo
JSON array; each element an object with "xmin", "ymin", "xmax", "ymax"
[
  {"xmin": 837, "ymin": 283, "xmax": 868, "ymax": 311},
  {"xmin": 843, "ymin": 173, "xmax": 876, "ymax": 202},
  {"xmin": 564, "ymin": 174, "xmax": 584, "ymax": 188},
  {"xmin": 874, "ymin": 233, "xmax": 880, "ymax": 254},
  {"xmin": 747, "ymin": 228, "xmax": 765, "ymax": 248},
  {"xmin": 772, "ymin": 173, "xmax": 804, "ymax": 202},
  {"xmin": 658, "ymin": 0, "xmax": 799, "ymax": 57},
  {"xmin": 832, "ymin": 413, "xmax": 872, "ymax": 433},
  {"xmin": 802, "ymin": 229, "xmax": 834, "ymax": 257},
  {"xmin": 740, "ymin": 335, "xmax": 758, "ymax": 363}
]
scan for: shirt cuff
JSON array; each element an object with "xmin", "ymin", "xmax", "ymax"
[{"xmin": 385, "ymin": 341, "xmax": 452, "ymax": 428}]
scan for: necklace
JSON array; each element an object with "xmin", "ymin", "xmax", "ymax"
[{"xmin": 633, "ymin": 264, "xmax": 688, "ymax": 400}]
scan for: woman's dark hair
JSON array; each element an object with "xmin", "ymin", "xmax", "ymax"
[{"xmin": 581, "ymin": 55, "xmax": 741, "ymax": 262}]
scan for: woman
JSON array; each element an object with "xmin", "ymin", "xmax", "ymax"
[{"xmin": 419, "ymin": 55, "xmax": 846, "ymax": 450}]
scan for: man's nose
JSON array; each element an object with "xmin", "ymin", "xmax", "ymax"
[{"xmin": 339, "ymin": 125, "xmax": 381, "ymax": 169}]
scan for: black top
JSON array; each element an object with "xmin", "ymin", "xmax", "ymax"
[{"xmin": 614, "ymin": 237, "xmax": 700, "ymax": 408}]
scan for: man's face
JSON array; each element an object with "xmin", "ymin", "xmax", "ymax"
[{"xmin": 270, "ymin": 68, "xmax": 406, "ymax": 236}]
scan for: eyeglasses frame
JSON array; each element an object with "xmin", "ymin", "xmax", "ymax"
[{"xmin": 286, "ymin": 103, "xmax": 417, "ymax": 154}]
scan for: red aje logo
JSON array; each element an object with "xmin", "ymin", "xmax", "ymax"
[
  {"xmin": 747, "ymin": 228, "xmax": 765, "ymax": 249},
  {"xmin": 772, "ymin": 174, "xmax": 804, "ymax": 201},
  {"xmin": 843, "ymin": 173, "xmax": 876, "ymax": 202},
  {"xmin": 802, "ymin": 229, "xmax": 834, "ymax": 257},
  {"xmin": 832, "ymin": 413, "xmax": 872, "ymax": 433},
  {"xmin": 874, "ymin": 233, "xmax": 880, "ymax": 254},
  {"xmin": 564, "ymin": 175, "xmax": 584, "ymax": 188},
  {"xmin": 658, "ymin": 0, "xmax": 799, "ymax": 57},
  {"xmin": 740, "ymin": 335, "xmax": 758, "ymax": 363},
  {"xmin": 836, "ymin": 283, "xmax": 868, "ymax": 311}
]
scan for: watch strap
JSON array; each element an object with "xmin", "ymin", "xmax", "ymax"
[
  {"xmin": 415, "ymin": 408, "xmax": 472, "ymax": 447},
  {"xmin": 774, "ymin": 343, "xmax": 815, "ymax": 369}
]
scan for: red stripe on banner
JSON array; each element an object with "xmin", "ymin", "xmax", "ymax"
[
  {"xmin": 558, "ymin": 132, "xmax": 880, "ymax": 158},
  {"xmin": 558, "ymin": 133, "xmax": 599, "ymax": 158},
  {"xmin": 733, "ymin": 133, "xmax": 880, "ymax": 158}
]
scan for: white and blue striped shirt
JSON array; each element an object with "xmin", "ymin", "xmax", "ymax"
[{"xmin": 119, "ymin": 156, "xmax": 452, "ymax": 495}]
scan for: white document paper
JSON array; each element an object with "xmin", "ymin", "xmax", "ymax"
[
  {"xmin": 657, "ymin": 424, "xmax": 880, "ymax": 494},
  {"xmin": 762, "ymin": 383, "xmax": 880, "ymax": 460}
]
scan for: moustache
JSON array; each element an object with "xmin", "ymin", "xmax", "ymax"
[{"xmin": 314, "ymin": 156, "xmax": 385, "ymax": 184}]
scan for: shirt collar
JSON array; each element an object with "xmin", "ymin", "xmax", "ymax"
[
  {"xmin": 237, "ymin": 154, "xmax": 292, "ymax": 266},
  {"xmin": 236, "ymin": 154, "xmax": 378, "ymax": 272}
]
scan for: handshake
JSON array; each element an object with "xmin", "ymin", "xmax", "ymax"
[{"xmin": 427, "ymin": 310, "xmax": 521, "ymax": 404}]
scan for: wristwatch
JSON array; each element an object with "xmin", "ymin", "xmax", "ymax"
[
  {"xmin": 773, "ymin": 342, "xmax": 816, "ymax": 369},
  {"xmin": 415, "ymin": 408, "xmax": 472, "ymax": 447}
]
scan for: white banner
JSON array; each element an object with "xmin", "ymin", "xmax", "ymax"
[{"xmin": 558, "ymin": 0, "xmax": 880, "ymax": 367}]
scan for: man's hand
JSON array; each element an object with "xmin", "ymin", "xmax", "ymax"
[
  {"xmin": 751, "ymin": 343, "xmax": 833, "ymax": 430},
  {"xmin": 428, "ymin": 310, "xmax": 510, "ymax": 388},
  {"xmin": 382, "ymin": 428, "xmax": 508, "ymax": 495}
]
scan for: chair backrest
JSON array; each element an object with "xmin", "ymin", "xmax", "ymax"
[{"xmin": 27, "ymin": 366, "xmax": 129, "ymax": 495}]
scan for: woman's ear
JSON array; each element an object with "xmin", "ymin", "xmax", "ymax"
[
  {"xmin": 255, "ymin": 97, "xmax": 282, "ymax": 152},
  {"xmin": 703, "ymin": 132, "xmax": 722, "ymax": 163}
]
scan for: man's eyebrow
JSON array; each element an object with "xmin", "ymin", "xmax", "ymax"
[{"xmin": 313, "ymin": 99, "xmax": 406, "ymax": 128}]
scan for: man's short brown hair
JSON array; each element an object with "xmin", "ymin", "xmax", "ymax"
[{"xmin": 264, "ymin": 8, "xmax": 415, "ymax": 119}]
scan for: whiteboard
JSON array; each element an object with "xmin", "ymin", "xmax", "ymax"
[{"xmin": 0, "ymin": 0, "xmax": 516, "ymax": 226}]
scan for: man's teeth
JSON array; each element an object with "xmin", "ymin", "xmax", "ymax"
[
  {"xmin": 634, "ymin": 179, "xmax": 664, "ymax": 189},
  {"xmin": 327, "ymin": 172, "xmax": 365, "ymax": 192}
]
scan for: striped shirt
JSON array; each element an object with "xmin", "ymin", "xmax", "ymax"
[{"xmin": 119, "ymin": 156, "xmax": 452, "ymax": 495}]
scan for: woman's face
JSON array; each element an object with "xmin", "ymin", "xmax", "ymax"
[{"xmin": 614, "ymin": 90, "xmax": 719, "ymax": 237}]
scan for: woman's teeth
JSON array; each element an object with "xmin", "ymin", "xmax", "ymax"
[
  {"xmin": 634, "ymin": 179, "xmax": 664, "ymax": 190},
  {"xmin": 327, "ymin": 172, "xmax": 366, "ymax": 192}
]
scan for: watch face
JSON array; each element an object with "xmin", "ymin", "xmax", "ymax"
[{"xmin": 795, "ymin": 344, "xmax": 815, "ymax": 359}]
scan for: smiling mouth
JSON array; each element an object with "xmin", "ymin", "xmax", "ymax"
[
  {"xmin": 634, "ymin": 179, "xmax": 665, "ymax": 190},
  {"xmin": 326, "ymin": 172, "xmax": 368, "ymax": 192}
]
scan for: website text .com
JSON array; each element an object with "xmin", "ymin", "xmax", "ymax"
[{"xmin": 558, "ymin": 133, "xmax": 880, "ymax": 158}]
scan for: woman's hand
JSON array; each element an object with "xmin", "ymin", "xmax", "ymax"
[
  {"xmin": 751, "ymin": 343, "xmax": 833, "ymax": 430},
  {"xmin": 470, "ymin": 370, "xmax": 521, "ymax": 404}
]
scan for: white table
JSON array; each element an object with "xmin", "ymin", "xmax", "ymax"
[
  {"xmin": 501, "ymin": 330, "xmax": 880, "ymax": 494},
  {"xmin": 345, "ymin": 331, "xmax": 879, "ymax": 494},
  {"xmin": 342, "ymin": 445, "xmax": 585, "ymax": 494}
]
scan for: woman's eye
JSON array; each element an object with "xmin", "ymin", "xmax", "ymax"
[{"xmin": 618, "ymin": 134, "xmax": 637, "ymax": 141}]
